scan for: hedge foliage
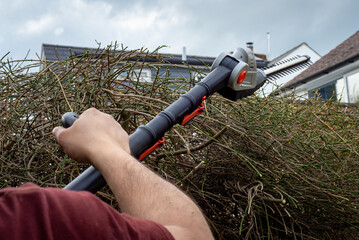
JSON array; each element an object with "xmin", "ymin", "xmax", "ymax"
[{"xmin": 1, "ymin": 47, "xmax": 358, "ymax": 239}]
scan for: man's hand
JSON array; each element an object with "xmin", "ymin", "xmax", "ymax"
[{"xmin": 53, "ymin": 108, "xmax": 130, "ymax": 165}]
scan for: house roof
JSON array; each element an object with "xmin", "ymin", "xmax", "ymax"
[
  {"xmin": 282, "ymin": 31, "xmax": 359, "ymax": 89},
  {"xmin": 41, "ymin": 43, "xmax": 268, "ymax": 68},
  {"xmin": 42, "ymin": 43, "xmax": 214, "ymax": 67}
]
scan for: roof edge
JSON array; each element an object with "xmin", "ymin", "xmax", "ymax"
[{"xmin": 270, "ymin": 42, "xmax": 314, "ymax": 64}]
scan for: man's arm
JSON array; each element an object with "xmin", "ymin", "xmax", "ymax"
[{"xmin": 53, "ymin": 108, "xmax": 214, "ymax": 240}]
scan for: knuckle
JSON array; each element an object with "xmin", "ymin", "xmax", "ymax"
[{"xmin": 87, "ymin": 107, "xmax": 98, "ymax": 114}]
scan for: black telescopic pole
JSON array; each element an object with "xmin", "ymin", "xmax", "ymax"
[{"xmin": 63, "ymin": 55, "xmax": 245, "ymax": 193}]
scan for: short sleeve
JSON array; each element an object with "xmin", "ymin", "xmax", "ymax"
[{"xmin": 0, "ymin": 183, "xmax": 174, "ymax": 240}]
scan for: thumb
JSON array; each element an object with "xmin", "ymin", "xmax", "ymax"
[{"xmin": 52, "ymin": 126, "xmax": 65, "ymax": 142}]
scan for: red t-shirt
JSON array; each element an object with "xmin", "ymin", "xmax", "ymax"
[{"xmin": 0, "ymin": 183, "xmax": 174, "ymax": 240}]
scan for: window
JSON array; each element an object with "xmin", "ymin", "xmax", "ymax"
[
  {"xmin": 308, "ymin": 81, "xmax": 337, "ymax": 100},
  {"xmin": 117, "ymin": 68, "xmax": 152, "ymax": 83},
  {"xmin": 133, "ymin": 69, "xmax": 152, "ymax": 83},
  {"xmin": 308, "ymin": 74, "xmax": 359, "ymax": 103}
]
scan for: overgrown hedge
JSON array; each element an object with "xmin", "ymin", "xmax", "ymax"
[{"xmin": 1, "ymin": 47, "xmax": 358, "ymax": 239}]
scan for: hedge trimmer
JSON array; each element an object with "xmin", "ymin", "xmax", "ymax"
[{"xmin": 61, "ymin": 47, "xmax": 311, "ymax": 193}]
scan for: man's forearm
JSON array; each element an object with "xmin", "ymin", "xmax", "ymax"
[{"xmin": 90, "ymin": 145, "xmax": 213, "ymax": 240}]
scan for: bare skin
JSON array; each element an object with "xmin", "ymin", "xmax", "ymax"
[{"xmin": 53, "ymin": 108, "xmax": 213, "ymax": 240}]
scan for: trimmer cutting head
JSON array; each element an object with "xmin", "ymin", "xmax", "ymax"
[
  {"xmin": 211, "ymin": 48, "xmax": 312, "ymax": 101},
  {"xmin": 211, "ymin": 47, "xmax": 267, "ymax": 101}
]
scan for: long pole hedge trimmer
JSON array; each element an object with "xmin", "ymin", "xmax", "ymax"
[{"xmin": 61, "ymin": 47, "xmax": 311, "ymax": 193}]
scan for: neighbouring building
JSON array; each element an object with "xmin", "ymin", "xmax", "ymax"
[
  {"xmin": 40, "ymin": 44, "xmax": 215, "ymax": 84},
  {"xmin": 40, "ymin": 43, "xmax": 268, "ymax": 84},
  {"xmin": 277, "ymin": 31, "xmax": 359, "ymax": 103},
  {"xmin": 260, "ymin": 42, "xmax": 321, "ymax": 97}
]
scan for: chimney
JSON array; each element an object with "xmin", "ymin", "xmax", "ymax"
[
  {"xmin": 246, "ymin": 42, "xmax": 253, "ymax": 52},
  {"xmin": 182, "ymin": 46, "xmax": 187, "ymax": 61}
]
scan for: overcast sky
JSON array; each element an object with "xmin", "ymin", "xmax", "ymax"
[{"xmin": 1, "ymin": 0, "xmax": 358, "ymax": 61}]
